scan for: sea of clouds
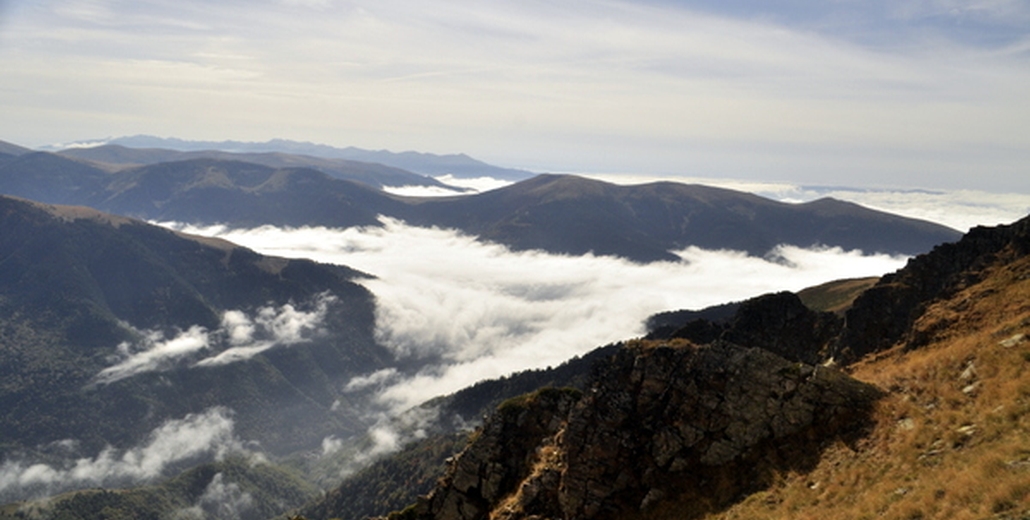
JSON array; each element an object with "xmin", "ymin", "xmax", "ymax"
[
  {"xmin": 163, "ymin": 217, "xmax": 910, "ymax": 414},
  {"xmin": 5, "ymin": 176, "xmax": 1023, "ymax": 502}
]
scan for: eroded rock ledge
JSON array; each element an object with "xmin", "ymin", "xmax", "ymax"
[{"xmin": 402, "ymin": 341, "xmax": 881, "ymax": 520}]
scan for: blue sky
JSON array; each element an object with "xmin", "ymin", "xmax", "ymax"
[{"xmin": 1, "ymin": 0, "xmax": 1028, "ymax": 191}]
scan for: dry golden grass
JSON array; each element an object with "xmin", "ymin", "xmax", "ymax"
[{"xmin": 701, "ymin": 254, "xmax": 1030, "ymax": 520}]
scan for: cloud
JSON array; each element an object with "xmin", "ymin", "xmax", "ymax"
[
  {"xmin": 328, "ymin": 404, "xmax": 439, "ymax": 478},
  {"xmin": 92, "ymin": 294, "xmax": 337, "ymax": 383},
  {"xmin": 194, "ymin": 294, "xmax": 335, "ymax": 367},
  {"xmin": 161, "ymin": 219, "xmax": 911, "ymax": 414},
  {"xmin": 382, "ymin": 175, "xmax": 515, "ymax": 197},
  {"xmin": 344, "ymin": 368, "xmax": 399, "ymax": 393},
  {"xmin": 0, "ymin": 408, "xmax": 243, "ymax": 503},
  {"xmin": 174, "ymin": 472, "xmax": 255, "ymax": 520},
  {"xmin": 95, "ymin": 325, "xmax": 212, "ymax": 384},
  {"xmin": 2, "ymin": 1, "xmax": 1027, "ymax": 192}
]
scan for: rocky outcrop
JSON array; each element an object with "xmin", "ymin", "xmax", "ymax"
[
  {"xmin": 651, "ymin": 292, "xmax": 842, "ymax": 365},
  {"xmin": 650, "ymin": 215, "xmax": 1030, "ymax": 365},
  {"xmin": 833, "ymin": 214, "xmax": 1030, "ymax": 362},
  {"xmin": 414, "ymin": 388, "xmax": 582, "ymax": 520},
  {"xmin": 403, "ymin": 341, "xmax": 880, "ymax": 520}
]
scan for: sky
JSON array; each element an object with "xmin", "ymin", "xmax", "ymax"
[{"xmin": 1, "ymin": 0, "xmax": 1028, "ymax": 192}]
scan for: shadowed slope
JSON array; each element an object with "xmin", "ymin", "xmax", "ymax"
[
  {"xmin": 0, "ymin": 195, "xmax": 391, "ymax": 461},
  {"xmin": 406, "ymin": 174, "xmax": 961, "ymax": 262}
]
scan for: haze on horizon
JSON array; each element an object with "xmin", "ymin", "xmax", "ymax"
[{"xmin": 1, "ymin": 0, "xmax": 1028, "ymax": 193}]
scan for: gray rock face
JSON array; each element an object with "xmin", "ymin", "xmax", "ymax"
[{"xmin": 407, "ymin": 342, "xmax": 881, "ymax": 520}]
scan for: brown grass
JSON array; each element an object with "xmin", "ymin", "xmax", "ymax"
[{"xmin": 698, "ymin": 255, "xmax": 1030, "ymax": 520}]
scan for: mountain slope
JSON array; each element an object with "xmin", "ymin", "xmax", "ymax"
[
  {"xmin": 405, "ymin": 174, "xmax": 961, "ymax": 261},
  {"xmin": 58, "ymin": 144, "xmax": 460, "ymax": 190},
  {"xmin": 307, "ymin": 213, "xmax": 1028, "ymax": 520},
  {"xmin": 98, "ymin": 158, "xmax": 407, "ymax": 227},
  {"xmin": 0, "ymin": 154, "xmax": 407, "ymax": 228},
  {"xmin": 0, "ymin": 151, "xmax": 109, "ymax": 205},
  {"xmin": 0, "ymin": 195, "xmax": 393, "ymax": 490},
  {"xmin": 58, "ymin": 136, "xmax": 535, "ymax": 180},
  {"xmin": 0, "ymin": 140, "xmax": 31, "ymax": 157},
  {"xmin": 0, "ymin": 154, "xmax": 960, "ymax": 262}
]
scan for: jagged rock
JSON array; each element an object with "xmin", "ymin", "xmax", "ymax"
[
  {"xmin": 406, "ymin": 342, "xmax": 880, "ymax": 520},
  {"xmin": 721, "ymin": 291, "xmax": 842, "ymax": 364},
  {"xmin": 414, "ymin": 388, "xmax": 581, "ymax": 520},
  {"xmin": 834, "ymin": 215, "xmax": 1030, "ymax": 361}
]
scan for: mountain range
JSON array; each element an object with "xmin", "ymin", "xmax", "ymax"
[
  {"xmin": 45, "ymin": 135, "xmax": 536, "ymax": 181},
  {"xmin": 0, "ymin": 142, "xmax": 960, "ymax": 262},
  {"xmin": 0, "ymin": 136, "xmax": 1001, "ymax": 519}
]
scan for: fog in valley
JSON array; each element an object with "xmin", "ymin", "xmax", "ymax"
[{"xmin": 163, "ymin": 217, "xmax": 909, "ymax": 414}]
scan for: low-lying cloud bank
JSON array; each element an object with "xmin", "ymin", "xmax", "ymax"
[
  {"xmin": 0, "ymin": 408, "xmax": 245, "ymax": 503},
  {"xmin": 94, "ymin": 294, "xmax": 336, "ymax": 384},
  {"xmin": 163, "ymin": 219, "xmax": 909, "ymax": 414},
  {"xmin": 383, "ymin": 175, "xmax": 514, "ymax": 197}
]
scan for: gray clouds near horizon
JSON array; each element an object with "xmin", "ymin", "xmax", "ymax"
[{"xmin": 1, "ymin": 0, "xmax": 1028, "ymax": 192}]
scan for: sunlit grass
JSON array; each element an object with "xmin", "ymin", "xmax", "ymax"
[{"xmin": 700, "ymin": 253, "xmax": 1030, "ymax": 519}]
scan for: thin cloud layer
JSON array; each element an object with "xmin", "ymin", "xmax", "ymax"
[
  {"xmin": 383, "ymin": 175, "xmax": 515, "ymax": 197},
  {"xmin": 0, "ymin": 408, "xmax": 243, "ymax": 502},
  {"xmin": 93, "ymin": 294, "xmax": 336, "ymax": 384},
  {"xmin": 2, "ymin": 1, "xmax": 1027, "ymax": 191},
  {"xmin": 163, "ymin": 219, "xmax": 909, "ymax": 413}
]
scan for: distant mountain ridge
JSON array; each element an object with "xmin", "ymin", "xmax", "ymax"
[
  {"xmin": 50, "ymin": 135, "xmax": 536, "ymax": 181},
  {"xmin": 0, "ymin": 152, "xmax": 961, "ymax": 262},
  {"xmin": 56, "ymin": 144, "xmax": 463, "ymax": 191},
  {"xmin": 402, "ymin": 174, "xmax": 962, "ymax": 260},
  {"xmin": 0, "ymin": 139, "xmax": 31, "ymax": 157}
]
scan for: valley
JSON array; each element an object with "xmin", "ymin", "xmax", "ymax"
[{"xmin": 0, "ymin": 138, "xmax": 1025, "ymax": 519}]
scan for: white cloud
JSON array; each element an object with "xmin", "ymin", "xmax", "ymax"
[
  {"xmin": 344, "ymin": 368, "xmax": 399, "ymax": 393},
  {"xmin": 194, "ymin": 294, "xmax": 335, "ymax": 367},
  {"xmin": 1, "ymin": 1, "xmax": 1027, "ymax": 191},
  {"xmin": 161, "ymin": 219, "xmax": 911, "ymax": 414},
  {"xmin": 92, "ymin": 294, "xmax": 337, "ymax": 382},
  {"xmin": 174, "ymin": 472, "xmax": 256, "ymax": 520},
  {"xmin": 382, "ymin": 175, "xmax": 515, "ymax": 197},
  {"xmin": 0, "ymin": 408, "xmax": 243, "ymax": 502},
  {"xmin": 95, "ymin": 326, "xmax": 212, "ymax": 384}
]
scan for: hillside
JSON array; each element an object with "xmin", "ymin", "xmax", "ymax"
[
  {"xmin": 0, "ymin": 140, "xmax": 31, "ymax": 157},
  {"xmin": 0, "ymin": 153, "xmax": 407, "ymax": 228},
  {"xmin": 57, "ymin": 144, "xmax": 460, "ymax": 190},
  {"xmin": 402, "ymin": 174, "xmax": 961, "ymax": 261},
  {"xmin": 0, "ymin": 154, "xmax": 960, "ymax": 263},
  {"xmin": 95, "ymin": 135, "xmax": 536, "ymax": 180},
  {"xmin": 298, "ymin": 213, "xmax": 1028, "ymax": 520},
  {"xmin": 0, "ymin": 195, "xmax": 395, "ymax": 502}
]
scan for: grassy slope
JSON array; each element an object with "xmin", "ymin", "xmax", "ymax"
[
  {"xmin": 697, "ymin": 254, "xmax": 1030, "ymax": 519},
  {"xmin": 797, "ymin": 277, "xmax": 880, "ymax": 314}
]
